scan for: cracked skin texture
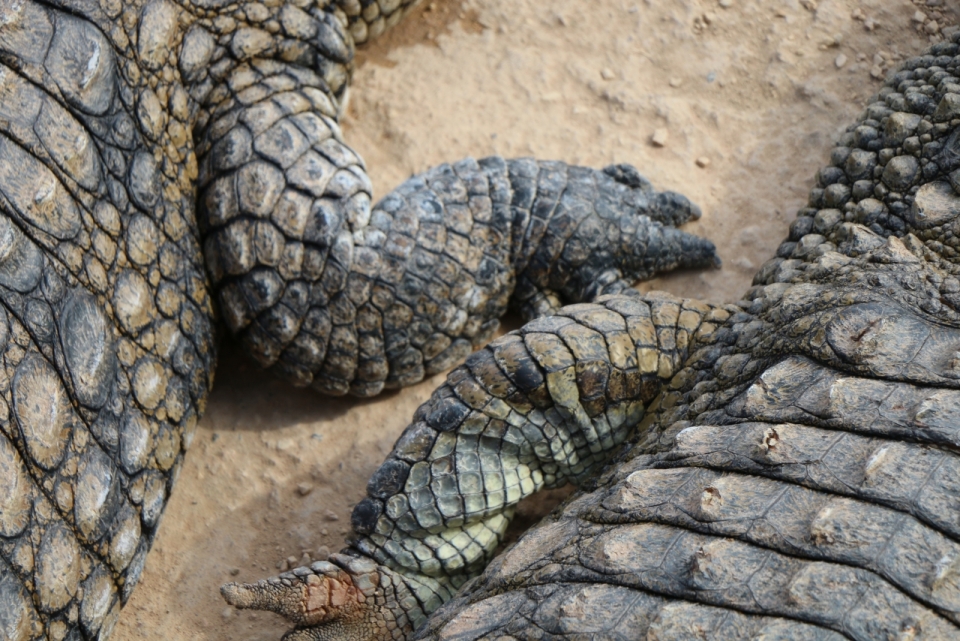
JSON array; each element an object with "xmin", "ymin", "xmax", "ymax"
[
  {"xmin": 0, "ymin": 0, "xmax": 719, "ymax": 639},
  {"xmin": 221, "ymin": 30, "xmax": 960, "ymax": 641}
]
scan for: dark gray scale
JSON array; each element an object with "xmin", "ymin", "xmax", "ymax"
[
  {"xmin": 0, "ymin": 557, "xmax": 44, "ymax": 641},
  {"xmin": 199, "ymin": 112, "xmax": 720, "ymax": 397},
  {"xmin": 511, "ymin": 162, "xmax": 718, "ymax": 319},
  {"xmin": 478, "ymin": 519, "xmax": 957, "ymax": 640},
  {"xmin": 718, "ymin": 355, "xmax": 960, "ymax": 450}
]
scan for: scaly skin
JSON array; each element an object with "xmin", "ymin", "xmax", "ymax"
[
  {"xmin": 224, "ymin": 31, "xmax": 960, "ymax": 641},
  {"xmin": 0, "ymin": 0, "xmax": 717, "ymax": 638},
  {"xmin": 204, "ymin": 151, "xmax": 717, "ymax": 395},
  {"xmin": 224, "ymin": 290, "xmax": 725, "ymax": 638}
]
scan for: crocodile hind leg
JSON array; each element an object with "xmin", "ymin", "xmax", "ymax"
[
  {"xmin": 192, "ymin": 4, "xmax": 719, "ymax": 398},
  {"xmin": 222, "ymin": 293, "xmax": 732, "ymax": 639},
  {"xmin": 198, "ymin": 73, "xmax": 720, "ymax": 397}
]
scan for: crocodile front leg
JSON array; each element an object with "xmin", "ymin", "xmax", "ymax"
[{"xmin": 221, "ymin": 292, "xmax": 728, "ymax": 639}]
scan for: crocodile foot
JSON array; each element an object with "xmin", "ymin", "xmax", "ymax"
[{"xmin": 221, "ymin": 554, "xmax": 422, "ymax": 641}]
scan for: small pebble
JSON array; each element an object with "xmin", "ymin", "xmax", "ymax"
[
  {"xmin": 913, "ymin": 11, "xmax": 927, "ymax": 23},
  {"xmin": 277, "ymin": 558, "xmax": 289, "ymax": 571},
  {"xmin": 870, "ymin": 65, "xmax": 884, "ymax": 80},
  {"xmin": 296, "ymin": 482, "xmax": 314, "ymax": 496},
  {"xmin": 286, "ymin": 555, "xmax": 298, "ymax": 567},
  {"xmin": 669, "ymin": 77, "xmax": 683, "ymax": 88},
  {"xmin": 925, "ymin": 20, "xmax": 940, "ymax": 35},
  {"xmin": 601, "ymin": 68, "xmax": 615, "ymax": 80},
  {"xmin": 324, "ymin": 510, "xmax": 340, "ymax": 522},
  {"xmin": 229, "ymin": 567, "xmax": 240, "ymax": 576},
  {"xmin": 696, "ymin": 157, "xmax": 711, "ymax": 168},
  {"xmin": 299, "ymin": 553, "xmax": 311, "ymax": 567},
  {"xmin": 718, "ymin": 0, "xmax": 733, "ymax": 7},
  {"xmin": 222, "ymin": 608, "xmax": 233, "ymax": 620},
  {"xmin": 651, "ymin": 128, "xmax": 669, "ymax": 147},
  {"xmin": 315, "ymin": 545, "xmax": 330, "ymax": 561},
  {"xmin": 835, "ymin": 53, "xmax": 847, "ymax": 68}
]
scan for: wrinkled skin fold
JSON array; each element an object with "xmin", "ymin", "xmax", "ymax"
[
  {"xmin": 0, "ymin": 0, "xmax": 718, "ymax": 638},
  {"xmin": 224, "ymin": 28, "xmax": 960, "ymax": 641}
]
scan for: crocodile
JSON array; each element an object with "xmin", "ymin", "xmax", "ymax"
[
  {"xmin": 0, "ymin": 0, "xmax": 719, "ymax": 638},
  {"xmin": 220, "ymin": 27, "xmax": 960, "ymax": 641}
]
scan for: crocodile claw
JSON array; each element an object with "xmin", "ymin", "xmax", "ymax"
[{"xmin": 221, "ymin": 554, "xmax": 414, "ymax": 640}]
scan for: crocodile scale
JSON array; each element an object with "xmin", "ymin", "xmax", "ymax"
[
  {"xmin": 0, "ymin": 0, "xmax": 718, "ymax": 639},
  {"xmin": 221, "ymin": 25, "xmax": 960, "ymax": 641}
]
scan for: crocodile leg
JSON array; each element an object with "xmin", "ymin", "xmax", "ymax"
[
  {"xmin": 221, "ymin": 292, "xmax": 728, "ymax": 638},
  {"xmin": 198, "ymin": 82, "xmax": 721, "ymax": 396},
  {"xmin": 191, "ymin": 2, "xmax": 719, "ymax": 397}
]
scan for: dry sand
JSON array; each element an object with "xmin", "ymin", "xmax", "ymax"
[{"xmin": 114, "ymin": 0, "xmax": 959, "ymax": 638}]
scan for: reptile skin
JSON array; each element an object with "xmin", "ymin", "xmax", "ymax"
[
  {"xmin": 222, "ymin": 30, "xmax": 960, "ymax": 641},
  {"xmin": 0, "ymin": 0, "xmax": 719, "ymax": 639}
]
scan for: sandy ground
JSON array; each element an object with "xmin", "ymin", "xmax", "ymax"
[{"xmin": 114, "ymin": 0, "xmax": 959, "ymax": 639}]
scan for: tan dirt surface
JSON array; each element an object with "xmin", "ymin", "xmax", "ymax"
[{"xmin": 114, "ymin": 0, "xmax": 959, "ymax": 639}]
